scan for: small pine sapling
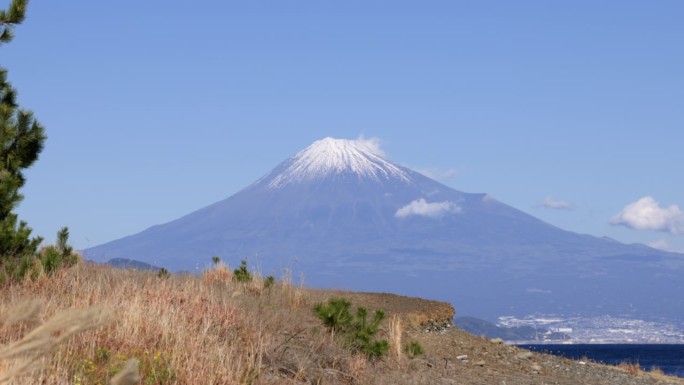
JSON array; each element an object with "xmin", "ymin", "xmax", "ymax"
[
  {"xmin": 313, "ymin": 298, "xmax": 353, "ymax": 333},
  {"xmin": 232, "ymin": 260, "xmax": 252, "ymax": 283},
  {"xmin": 263, "ymin": 275, "xmax": 275, "ymax": 289},
  {"xmin": 313, "ymin": 298, "xmax": 389, "ymax": 359},
  {"xmin": 39, "ymin": 227, "xmax": 79, "ymax": 275},
  {"xmin": 157, "ymin": 268, "xmax": 169, "ymax": 279},
  {"xmin": 348, "ymin": 307, "xmax": 389, "ymax": 359}
]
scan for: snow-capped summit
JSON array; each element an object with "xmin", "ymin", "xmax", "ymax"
[{"xmin": 267, "ymin": 137, "xmax": 412, "ymax": 188}]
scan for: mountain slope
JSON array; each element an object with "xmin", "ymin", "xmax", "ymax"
[{"xmin": 86, "ymin": 137, "xmax": 684, "ymax": 322}]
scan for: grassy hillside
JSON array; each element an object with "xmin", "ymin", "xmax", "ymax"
[{"xmin": 0, "ymin": 262, "xmax": 682, "ymax": 385}]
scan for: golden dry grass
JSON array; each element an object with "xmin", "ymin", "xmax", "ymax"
[
  {"xmin": 0, "ymin": 263, "xmax": 379, "ymax": 384},
  {"xmin": 618, "ymin": 362, "xmax": 642, "ymax": 376},
  {"xmin": 388, "ymin": 315, "xmax": 403, "ymax": 359},
  {"xmin": 645, "ymin": 366, "xmax": 684, "ymax": 384},
  {"xmin": 0, "ymin": 299, "xmax": 117, "ymax": 383},
  {"xmin": 615, "ymin": 361, "xmax": 684, "ymax": 384}
]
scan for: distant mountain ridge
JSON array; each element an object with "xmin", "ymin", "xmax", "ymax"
[
  {"xmin": 106, "ymin": 258, "xmax": 160, "ymax": 271},
  {"xmin": 454, "ymin": 317, "xmax": 570, "ymax": 342},
  {"xmin": 86, "ymin": 137, "xmax": 684, "ymax": 322}
]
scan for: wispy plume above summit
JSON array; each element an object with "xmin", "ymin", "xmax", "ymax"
[
  {"xmin": 267, "ymin": 137, "xmax": 412, "ymax": 188},
  {"xmin": 355, "ymin": 135, "xmax": 385, "ymax": 156}
]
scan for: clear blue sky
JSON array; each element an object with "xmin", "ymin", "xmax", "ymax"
[{"xmin": 3, "ymin": 1, "xmax": 683, "ymax": 252}]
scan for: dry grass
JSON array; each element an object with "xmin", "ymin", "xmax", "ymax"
[
  {"xmin": 0, "ymin": 263, "xmax": 379, "ymax": 384},
  {"xmin": 618, "ymin": 362, "xmax": 642, "ymax": 376},
  {"xmin": 0, "ymin": 298, "xmax": 117, "ymax": 383},
  {"xmin": 388, "ymin": 315, "xmax": 403, "ymax": 359},
  {"xmin": 615, "ymin": 359, "xmax": 684, "ymax": 384},
  {"xmin": 201, "ymin": 261, "xmax": 232, "ymax": 285},
  {"xmin": 646, "ymin": 366, "xmax": 684, "ymax": 384},
  {"xmin": 109, "ymin": 358, "xmax": 140, "ymax": 385}
]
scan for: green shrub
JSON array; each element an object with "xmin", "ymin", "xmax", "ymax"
[
  {"xmin": 313, "ymin": 298, "xmax": 389, "ymax": 359},
  {"xmin": 348, "ymin": 307, "xmax": 389, "ymax": 359},
  {"xmin": 38, "ymin": 227, "xmax": 79, "ymax": 275},
  {"xmin": 211, "ymin": 256, "xmax": 220, "ymax": 266},
  {"xmin": 157, "ymin": 268, "xmax": 169, "ymax": 279},
  {"xmin": 403, "ymin": 341, "xmax": 424, "ymax": 358},
  {"xmin": 1, "ymin": 226, "xmax": 79, "ymax": 283},
  {"xmin": 40, "ymin": 247, "xmax": 61, "ymax": 274},
  {"xmin": 313, "ymin": 298, "xmax": 353, "ymax": 332},
  {"xmin": 264, "ymin": 275, "xmax": 275, "ymax": 289},
  {"xmin": 232, "ymin": 260, "xmax": 252, "ymax": 283}
]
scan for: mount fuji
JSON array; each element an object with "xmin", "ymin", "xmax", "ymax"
[{"xmin": 86, "ymin": 137, "xmax": 684, "ymax": 321}]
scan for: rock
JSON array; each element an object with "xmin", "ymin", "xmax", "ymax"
[
  {"xmin": 424, "ymin": 318, "xmax": 454, "ymax": 333},
  {"xmin": 473, "ymin": 360, "xmax": 485, "ymax": 367},
  {"xmin": 490, "ymin": 338, "xmax": 504, "ymax": 344},
  {"xmin": 456, "ymin": 355, "xmax": 469, "ymax": 360},
  {"xmin": 515, "ymin": 352, "xmax": 534, "ymax": 360},
  {"xmin": 530, "ymin": 363, "xmax": 542, "ymax": 373}
]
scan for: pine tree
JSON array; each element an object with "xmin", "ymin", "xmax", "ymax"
[{"xmin": 0, "ymin": 0, "xmax": 47, "ymax": 266}]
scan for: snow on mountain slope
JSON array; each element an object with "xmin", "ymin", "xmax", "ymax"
[{"xmin": 267, "ymin": 137, "xmax": 413, "ymax": 188}]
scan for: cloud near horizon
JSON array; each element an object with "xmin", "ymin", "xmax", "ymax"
[
  {"xmin": 610, "ymin": 196, "xmax": 684, "ymax": 235},
  {"xmin": 539, "ymin": 197, "xmax": 574, "ymax": 210},
  {"xmin": 648, "ymin": 239, "xmax": 678, "ymax": 252},
  {"xmin": 395, "ymin": 198, "xmax": 461, "ymax": 219}
]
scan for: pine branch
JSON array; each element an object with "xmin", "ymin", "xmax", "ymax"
[{"xmin": 0, "ymin": 0, "xmax": 28, "ymax": 44}]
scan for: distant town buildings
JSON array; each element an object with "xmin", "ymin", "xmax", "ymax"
[{"xmin": 498, "ymin": 315, "xmax": 684, "ymax": 343}]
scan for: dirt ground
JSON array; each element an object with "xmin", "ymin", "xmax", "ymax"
[{"xmin": 310, "ymin": 290, "xmax": 684, "ymax": 385}]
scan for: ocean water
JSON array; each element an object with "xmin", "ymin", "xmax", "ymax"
[{"xmin": 519, "ymin": 344, "xmax": 684, "ymax": 378}]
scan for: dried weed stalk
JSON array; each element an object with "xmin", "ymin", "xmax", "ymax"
[
  {"xmin": 0, "ymin": 301, "xmax": 112, "ymax": 383},
  {"xmin": 389, "ymin": 314, "xmax": 403, "ymax": 359}
]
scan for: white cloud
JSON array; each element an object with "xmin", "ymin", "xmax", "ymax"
[
  {"xmin": 648, "ymin": 239, "xmax": 684, "ymax": 253},
  {"xmin": 415, "ymin": 167, "xmax": 460, "ymax": 182},
  {"xmin": 649, "ymin": 239, "xmax": 673, "ymax": 251},
  {"xmin": 610, "ymin": 196, "xmax": 684, "ymax": 235},
  {"xmin": 395, "ymin": 198, "xmax": 461, "ymax": 219},
  {"xmin": 539, "ymin": 197, "xmax": 574, "ymax": 210},
  {"xmin": 526, "ymin": 288, "xmax": 551, "ymax": 294}
]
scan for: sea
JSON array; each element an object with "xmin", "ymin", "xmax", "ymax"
[{"xmin": 519, "ymin": 344, "xmax": 684, "ymax": 378}]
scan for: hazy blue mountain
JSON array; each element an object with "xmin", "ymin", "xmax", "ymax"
[
  {"xmin": 454, "ymin": 317, "xmax": 568, "ymax": 341},
  {"xmin": 86, "ymin": 138, "xmax": 684, "ymax": 322},
  {"xmin": 106, "ymin": 258, "xmax": 161, "ymax": 271}
]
